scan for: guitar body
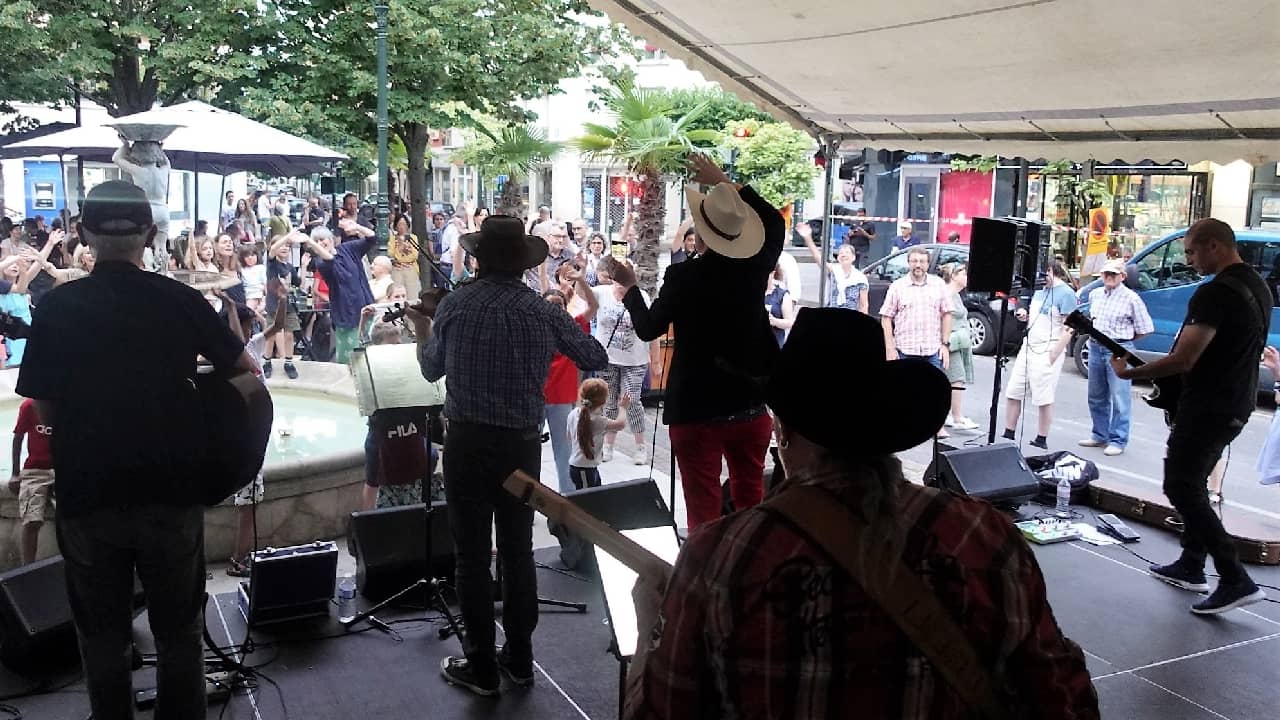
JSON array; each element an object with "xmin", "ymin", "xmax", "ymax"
[
  {"xmin": 195, "ymin": 367, "xmax": 274, "ymax": 506},
  {"xmin": 1064, "ymin": 310, "xmax": 1180, "ymax": 426}
]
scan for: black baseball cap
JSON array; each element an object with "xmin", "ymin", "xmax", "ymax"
[{"xmin": 80, "ymin": 180, "xmax": 153, "ymax": 236}]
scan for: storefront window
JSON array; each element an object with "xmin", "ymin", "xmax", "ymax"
[{"xmin": 1109, "ymin": 174, "xmax": 1201, "ymax": 256}]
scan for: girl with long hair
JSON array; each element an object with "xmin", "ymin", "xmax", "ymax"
[
  {"xmin": 567, "ymin": 378, "xmax": 630, "ymax": 489},
  {"xmin": 542, "ymin": 265, "xmax": 599, "ymax": 493}
]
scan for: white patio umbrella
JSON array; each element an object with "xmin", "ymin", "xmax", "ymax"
[{"xmin": 0, "ymin": 101, "xmax": 347, "ymax": 176}]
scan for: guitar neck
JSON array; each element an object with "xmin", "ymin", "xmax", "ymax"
[{"xmin": 1080, "ymin": 327, "xmax": 1144, "ymax": 366}]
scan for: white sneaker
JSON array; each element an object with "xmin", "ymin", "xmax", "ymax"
[
  {"xmin": 944, "ymin": 416, "xmax": 956, "ymax": 428},
  {"xmin": 953, "ymin": 417, "xmax": 981, "ymax": 431},
  {"xmin": 602, "ymin": 444, "xmax": 613, "ymax": 462},
  {"xmin": 1104, "ymin": 445, "xmax": 1124, "ymax": 456},
  {"xmin": 1078, "ymin": 439, "xmax": 1105, "ymax": 448},
  {"xmin": 633, "ymin": 447, "xmax": 648, "ymax": 465}
]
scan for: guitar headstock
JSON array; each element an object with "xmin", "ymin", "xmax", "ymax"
[{"xmin": 1063, "ymin": 309, "xmax": 1091, "ymax": 333}]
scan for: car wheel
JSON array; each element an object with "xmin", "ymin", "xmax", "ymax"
[
  {"xmin": 1072, "ymin": 335, "xmax": 1089, "ymax": 378},
  {"xmin": 969, "ymin": 313, "xmax": 995, "ymax": 355}
]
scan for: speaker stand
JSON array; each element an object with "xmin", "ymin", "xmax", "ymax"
[{"xmin": 986, "ymin": 293, "xmax": 1012, "ymax": 445}]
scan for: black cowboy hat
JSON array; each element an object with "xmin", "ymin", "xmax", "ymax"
[
  {"xmin": 459, "ymin": 215, "xmax": 547, "ymax": 273},
  {"xmin": 768, "ymin": 308, "xmax": 951, "ymax": 455}
]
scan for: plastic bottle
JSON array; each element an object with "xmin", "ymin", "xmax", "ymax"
[
  {"xmin": 337, "ymin": 577, "xmax": 356, "ymax": 600},
  {"xmin": 1055, "ymin": 476, "xmax": 1072, "ymax": 517}
]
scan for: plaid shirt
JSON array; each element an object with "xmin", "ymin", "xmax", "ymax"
[
  {"xmin": 419, "ymin": 277, "xmax": 608, "ymax": 429},
  {"xmin": 880, "ymin": 273, "xmax": 950, "ymax": 356},
  {"xmin": 1085, "ymin": 284, "xmax": 1153, "ymax": 343},
  {"xmin": 624, "ymin": 474, "xmax": 1098, "ymax": 720}
]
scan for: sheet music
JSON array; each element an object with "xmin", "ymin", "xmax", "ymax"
[{"xmin": 350, "ymin": 344, "xmax": 445, "ymax": 415}]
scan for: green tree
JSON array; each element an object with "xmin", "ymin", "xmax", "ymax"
[
  {"xmin": 666, "ymin": 87, "xmax": 772, "ymax": 134},
  {"xmin": 5, "ymin": 0, "xmax": 270, "ymax": 117},
  {"xmin": 454, "ymin": 124, "xmax": 561, "ymax": 218},
  {"xmin": 574, "ymin": 77, "xmax": 720, "ymax": 295},
  {"xmin": 250, "ymin": 0, "xmax": 628, "ymax": 243},
  {"xmin": 723, "ymin": 119, "xmax": 819, "ymax": 210}
]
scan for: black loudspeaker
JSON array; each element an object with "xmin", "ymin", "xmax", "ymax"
[
  {"xmin": 319, "ymin": 176, "xmax": 346, "ymax": 195},
  {"xmin": 934, "ymin": 443, "xmax": 1041, "ymax": 506},
  {"xmin": 348, "ymin": 501, "xmax": 453, "ymax": 603},
  {"xmin": 557, "ymin": 480, "xmax": 674, "ymax": 572},
  {"xmin": 0, "ymin": 556, "xmax": 77, "ymax": 671},
  {"xmin": 1019, "ymin": 219, "xmax": 1051, "ymax": 288},
  {"xmin": 967, "ymin": 217, "xmax": 1020, "ymax": 293}
]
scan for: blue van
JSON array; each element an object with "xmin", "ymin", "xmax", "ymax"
[{"xmin": 1068, "ymin": 228, "xmax": 1280, "ymax": 385}]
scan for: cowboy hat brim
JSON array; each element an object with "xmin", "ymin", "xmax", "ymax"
[
  {"xmin": 459, "ymin": 230, "xmax": 548, "ymax": 273},
  {"xmin": 685, "ymin": 185, "xmax": 765, "ymax": 259}
]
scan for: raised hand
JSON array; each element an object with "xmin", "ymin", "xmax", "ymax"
[
  {"xmin": 688, "ymin": 153, "xmax": 732, "ymax": 186},
  {"xmin": 1263, "ymin": 346, "xmax": 1280, "ymax": 375}
]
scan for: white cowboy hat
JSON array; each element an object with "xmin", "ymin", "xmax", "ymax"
[{"xmin": 684, "ymin": 183, "xmax": 765, "ymax": 259}]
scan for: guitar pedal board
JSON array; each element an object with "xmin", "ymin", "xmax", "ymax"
[{"xmin": 1016, "ymin": 518, "xmax": 1082, "ymax": 545}]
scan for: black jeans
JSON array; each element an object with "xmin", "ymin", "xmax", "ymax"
[
  {"xmin": 57, "ymin": 504, "xmax": 207, "ymax": 720},
  {"xmin": 1165, "ymin": 413, "xmax": 1250, "ymax": 583},
  {"xmin": 443, "ymin": 421, "xmax": 541, "ymax": 676}
]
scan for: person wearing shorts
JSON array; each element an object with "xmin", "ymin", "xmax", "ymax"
[
  {"xmin": 1002, "ymin": 261, "xmax": 1078, "ymax": 449},
  {"xmin": 10, "ymin": 398, "xmax": 54, "ymax": 564}
]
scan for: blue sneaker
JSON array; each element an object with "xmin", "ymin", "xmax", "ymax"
[{"xmin": 1148, "ymin": 561, "xmax": 1209, "ymax": 592}]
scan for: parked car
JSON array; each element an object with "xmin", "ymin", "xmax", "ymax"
[
  {"xmin": 861, "ymin": 243, "xmax": 1026, "ymax": 355},
  {"xmin": 1069, "ymin": 227, "xmax": 1280, "ymax": 385}
]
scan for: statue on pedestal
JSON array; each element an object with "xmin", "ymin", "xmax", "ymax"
[{"xmin": 112, "ymin": 138, "xmax": 171, "ymax": 269}]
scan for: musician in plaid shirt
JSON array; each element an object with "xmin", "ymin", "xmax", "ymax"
[
  {"xmin": 408, "ymin": 216, "xmax": 608, "ymax": 697},
  {"xmin": 624, "ymin": 309, "xmax": 1097, "ymax": 720},
  {"xmin": 1079, "ymin": 259, "xmax": 1153, "ymax": 456}
]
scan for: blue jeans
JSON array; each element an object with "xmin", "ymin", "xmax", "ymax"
[
  {"xmin": 1087, "ymin": 341, "xmax": 1133, "ymax": 447},
  {"xmin": 544, "ymin": 403, "xmax": 573, "ymax": 494},
  {"xmin": 902, "ymin": 351, "xmax": 943, "ymax": 370}
]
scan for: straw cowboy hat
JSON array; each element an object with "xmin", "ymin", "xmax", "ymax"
[
  {"xmin": 459, "ymin": 215, "xmax": 548, "ymax": 273},
  {"xmin": 684, "ymin": 183, "xmax": 765, "ymax": 259}
]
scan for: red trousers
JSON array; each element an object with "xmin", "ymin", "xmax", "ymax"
[{"xmin": 669, "ymin": 413, "xmax": 773, "ymax": 531}]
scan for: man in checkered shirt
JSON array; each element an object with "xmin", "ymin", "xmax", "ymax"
[
  {"xmin": 1079, "ymin": 258, "xmax": 1153, "ymax": 456},
  {"xmin": 407, "ymin": 215, "xmax": 608, "ymax": 697},
  {"xmin": 879, "ymin": 247, "xmax": 952, "ymax": 372}
]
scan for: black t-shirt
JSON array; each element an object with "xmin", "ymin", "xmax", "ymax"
[
  {"xmin": 15, "ymin": 261, "xmax": 244, "ymax": 517},
  {"xmin": 1179, "ymin": 262, "xmax": 1272, "ymax": 420}
]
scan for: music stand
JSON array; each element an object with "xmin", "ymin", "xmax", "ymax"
[{"xmin": 563, "ymin": 479, "xmax": 680, "ymax": 718}]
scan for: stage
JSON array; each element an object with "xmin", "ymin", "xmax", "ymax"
[{"xmin": 3, "ymin": 528, "xmax": 1278, "ymax": 719}]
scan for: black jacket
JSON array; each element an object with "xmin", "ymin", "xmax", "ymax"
[{"xmin": 623, "ymin": 185, "xmax": 784, "ymax": 425}]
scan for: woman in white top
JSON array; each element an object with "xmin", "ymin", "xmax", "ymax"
[
  {"xmin": 592, "ymin": 262, "xmax": 658, "ymax": 464},
  {"xmin": 799, "ymin": 221, "xmax": 868, "ymax": 312}
]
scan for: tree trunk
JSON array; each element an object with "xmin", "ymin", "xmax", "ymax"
[
  {"xmin": 402, "ymin": 123, "xmax": 431, "ymax": 249},
  {"xmin": 633, "ymin": 172, "xmax": 666, "ymax": 298},
  {"xmin": 497, "ymin": 177, "xmax": 524, "ymax": 218}
]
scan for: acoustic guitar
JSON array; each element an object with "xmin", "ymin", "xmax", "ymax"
[
  {"xmin": 1063, "ymin": 309, "xmax": 1181, "ymax": 424},
  {"xmin": 195, "ymin": 364, "xmax": 274, "ymax": 506}
]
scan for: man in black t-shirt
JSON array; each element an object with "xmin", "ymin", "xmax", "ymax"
[
  {"xmin": 1111, "ymin": 218, "xmax": 1268, "ymax": 614},
  {"xmin": 17, "ymin": 181, "xmax": 252, "ymax": 719}
]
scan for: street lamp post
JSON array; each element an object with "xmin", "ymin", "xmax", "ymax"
[{"xmin": 374, "ymin": 2, "xmax": 390, "ymax": 255}]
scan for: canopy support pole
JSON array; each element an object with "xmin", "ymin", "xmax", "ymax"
[
  {"xmin": 58, "ymin": 153, "xmax": 70, "ymax": 233},
  {"xmin": 194, "ymin": 152, "xmax": 200, "ymax": 238},
  {"xmin": 816, "ymin": 136, "xmax": 838, "ymax": 308}
]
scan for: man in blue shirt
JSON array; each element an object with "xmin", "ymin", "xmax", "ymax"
[
  {"xmin": 310, "ymin": 217, "xmax": 374, "ymax": 363},
  {"xmin": 891, "ymin": 221, "xmax": 921, "ymax": 252},
  {"xmin": 408, "ymin": 215, "xmax": 608, "ymax": 697},
  {"xmin": 1001, "ymin": 261, "xmax": 1079, "ymax": 448}
]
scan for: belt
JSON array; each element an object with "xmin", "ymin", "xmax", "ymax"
[
  {"xmin": 1090, "ymin": 337, "xmax": 1132, "ymax": 344},
  {"xmin": 701, "ymin": 405, "xmax": 768, "ymax": 426}
]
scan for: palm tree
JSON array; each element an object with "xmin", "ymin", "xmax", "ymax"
[
  {"xmin": 458, "ymin": 124, "xmax": 561, "ymax": 219},
  {"xmin": 573, "ymin": 79, "xmax": 719, "ymax": 296}
]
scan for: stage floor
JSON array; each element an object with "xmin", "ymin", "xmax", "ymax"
[{"xmin": 3, "ymin": 528, "xmax": 1278, "ymax": 719}]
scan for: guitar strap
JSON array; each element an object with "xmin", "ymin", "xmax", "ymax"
[{"xmin": 761, "ymin": 485, "xmax": 1010, "ymax": 720}]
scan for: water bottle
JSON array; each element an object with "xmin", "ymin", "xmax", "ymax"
[
  {"xmin": 1055, "ymin": 476, "xmax": 1072, "ymax": 517},
  {"xmin": 337, "ymin": 576, "xmax": 356, "ymax": 600}
]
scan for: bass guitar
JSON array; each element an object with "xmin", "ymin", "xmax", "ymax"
[{"xmin": 1063, "ymin": 309, "xmax": 1181, "ymax": 425}]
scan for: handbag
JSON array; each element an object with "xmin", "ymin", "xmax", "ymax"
[{"xmin": 762, "ymin": 485, "xmax": 1010, "ymax": 720}]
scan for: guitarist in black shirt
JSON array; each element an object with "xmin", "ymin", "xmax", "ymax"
[{"xmin": 1110, "ymin": 218, "xmax": 1268, "ymax": 614}]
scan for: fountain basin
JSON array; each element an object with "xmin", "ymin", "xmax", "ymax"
[{"xmin": 0, "ymin": 362, "xmax": 369, "ymax": 569}]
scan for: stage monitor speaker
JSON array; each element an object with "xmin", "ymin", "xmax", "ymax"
[
  {"xmin": 556, "ymin": 479, "xmax": 674, "ymax": 572},
  {"xmin": 0, "ymin": 556, "xmax": 77, "ymax": 671},
  {"xmin": 348, "ymin": 501, "xmax": 453, "ymax": 603},
  {"xmin": 967, "ymin": 217, "xmax": 1021, "ymax": 293},
  {"xmin": 935, "ymin": 443, "xmax": 1040, "ymax": 506}
]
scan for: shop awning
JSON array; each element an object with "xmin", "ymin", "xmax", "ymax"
[{"xmin": 590, "ymin": 0, "xmax": 1280, "ymax": 164}]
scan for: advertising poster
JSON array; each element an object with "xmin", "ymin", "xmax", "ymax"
[{"xmin": 1082, "ymin": 207, "xmax": 1111, "ymax": 275}]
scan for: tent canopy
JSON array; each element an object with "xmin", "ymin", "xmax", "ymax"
[
  {"xmin": 592, "ymin": 0, "xmax": 1280, "ymax": 163},
  {"xmin": 0, "ymin": 101, "xmax": 347, "ymax": 176}
]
